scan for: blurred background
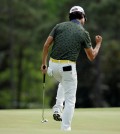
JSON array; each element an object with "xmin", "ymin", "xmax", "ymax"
[{"xmin": 0, "ymin": 0, "xmax": 120, "ymax": 109}]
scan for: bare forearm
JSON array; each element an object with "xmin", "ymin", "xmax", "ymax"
[
  {"xmin": 92, "ymin": 43, "xmax": 101, "ymax": 59},
  {"xmin": 41, "ymin": 36, "xmax": 53, "ymax": 66},
  {"xmin": 41, "ymin": 36, "xmax": 53, "ymax": 74},
  {"xmin": 42, "ymin": 45, "xmax": 49, "ymax": 65},
  {"xmin": 85, "ymin": 35, "xmax": 102, "ymax": 61}
]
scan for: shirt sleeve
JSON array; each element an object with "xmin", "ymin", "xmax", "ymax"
[
  {"xmin": 49, "ymin": 24, "xmax": 59, "ymax": 38},
  {"xmin": 82, "ymin": 31, "xmax": 92, "ymax": 48}
]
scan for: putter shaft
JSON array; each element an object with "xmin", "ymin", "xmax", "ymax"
[
  {"xmin": 42, "ymin": 81, "xmax": 45, "ymax": 121},
  {"xmin": 41, "ymin": 73, "xmax": 48, "ymax": 122}
]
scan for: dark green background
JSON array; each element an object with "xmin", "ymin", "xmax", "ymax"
[{"xmin": 0, "ymin": 0, "xmax": 120, "ymax": 109}]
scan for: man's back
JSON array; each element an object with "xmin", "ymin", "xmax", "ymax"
[{"xmin": 50, "ymin": 21, "xmax": 85, "ymax": 61}]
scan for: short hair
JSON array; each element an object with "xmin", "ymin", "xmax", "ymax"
[{"xmin": 69, "ymin": 11, "xmax": 86, "ymax": 21}]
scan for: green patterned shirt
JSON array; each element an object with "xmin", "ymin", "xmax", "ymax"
[{"xmin": 49, "ymin": 20, "xmax": 92, "ymax": 62}]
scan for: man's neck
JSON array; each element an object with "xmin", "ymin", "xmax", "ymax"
[
  {"xmin": 77, "ymin": 19, "xmax": 84, "ymax": 26},
  {"xmin": 76, "ymin": 19, "xmax": 80, "ymax": 23},
  {"xmin": 71, "ymin": 19, "xmax": 84, "ymax": 26},
  {"xmin": 71, "ymin": 19, "xmax": 80, "ymax": 24}
]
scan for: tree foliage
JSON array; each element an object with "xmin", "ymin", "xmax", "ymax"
[{"xmin": 0, "ymin": 0, "xmax": 120, "ymax": 108}]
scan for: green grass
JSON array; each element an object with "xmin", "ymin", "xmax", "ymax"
[{"xmin": 0, "ymin": 108, "xmax": 120, "ymax": 134}]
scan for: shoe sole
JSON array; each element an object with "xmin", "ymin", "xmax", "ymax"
[{"xmin": 53, "ymin": 114, "xmax": 62, "ymax": 121}]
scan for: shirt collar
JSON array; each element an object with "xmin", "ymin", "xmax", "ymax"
[{"xmin": 71, "ymin": 19, "xmax": 80, "ymax": 25}]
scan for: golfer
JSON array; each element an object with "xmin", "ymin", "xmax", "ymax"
[{"xmin": 41, "ymin": 6, "xmax": 102, "ymax": 131}]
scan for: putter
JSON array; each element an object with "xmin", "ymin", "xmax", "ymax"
[{"xmin": 41, "ymin": 65, "xmax": 48, "ymax": 123}]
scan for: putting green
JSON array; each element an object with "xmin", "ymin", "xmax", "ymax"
[{"xmin": 0, "ymin": 108, "xmax": 120, "ymax": 134}]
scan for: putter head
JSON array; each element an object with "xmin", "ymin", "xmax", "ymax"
[{"xmin": 41, "ymin": 119, "xmax": 48, "ymax": 123}]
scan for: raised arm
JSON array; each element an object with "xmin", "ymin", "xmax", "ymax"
[{"xmin": 84, "ymin": 35, "xmax": 102, "ymax": 61}]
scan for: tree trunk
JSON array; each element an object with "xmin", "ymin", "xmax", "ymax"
[
  {"xmin": 8, "ymin": 0, "xmax": 17, "ymax": 108},
  {"xmin": 16, "ymin": 45, "xmax": 23, "ymax": 108}
]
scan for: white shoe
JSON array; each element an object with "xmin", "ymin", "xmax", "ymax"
[
  {"xmin": 61, "ymin": 127, "xmax": 71, "ymax": 131},
  {"xmin": 53, "ymin": 106, "xmax": 62, "ymax": 121}
]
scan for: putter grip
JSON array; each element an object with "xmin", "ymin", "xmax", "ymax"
[
  {"xmin": 43, "ymin": 74, "xmax": 45, "ymax": 83},
  {"xmin": 43, "ymin": 65, "xmax": 46, "ymax": 83}
]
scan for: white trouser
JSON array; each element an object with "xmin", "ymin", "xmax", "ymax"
[
  {"xmin": 48, "ymin": 60, "xmax": 77, "ymax": 131},
  {"xmin": 55, "ymin": 83, "xmax": 65, "ymax": 109}
]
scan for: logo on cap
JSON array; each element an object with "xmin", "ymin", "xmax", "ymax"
[
  {"xmin": 71, "ymin": 8, "xmax": 78, "ymax": 12},
  {"xmin": 69, "ymin": 6, "xmax": 85, "ymax": 15}
]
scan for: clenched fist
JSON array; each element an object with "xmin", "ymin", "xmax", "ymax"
[{"xmin": 95, "ymin": 35, "xmax": 102, "ymax": 44}]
